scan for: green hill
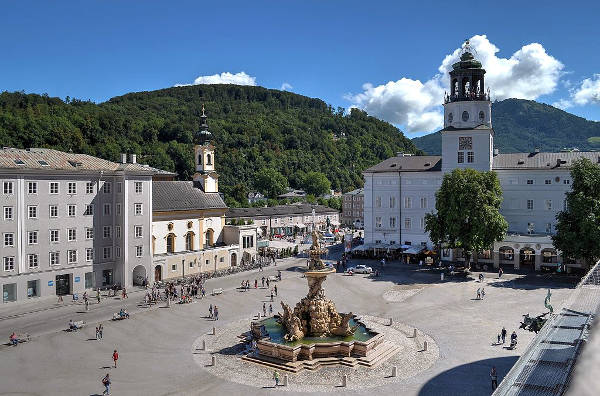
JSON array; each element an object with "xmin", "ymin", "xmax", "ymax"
[
  {"xmin": 0, "ymin": 86, "xmax": 418, "ymax": 202},
  {"xmin": 412, "ymin": 99, "xmax": 600, "ymax": 155}
]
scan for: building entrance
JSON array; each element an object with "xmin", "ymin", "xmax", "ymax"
[
  {"xmin": 102, "ymin": 270, "xmax": 113, "ymax": 286},
  {"xmin": 154, "ymin": 265, "xmax": 162, "ymax": 282},
  {"xmin": 520, "ymin": 248, "xmax": 536, "ymax": 267},
  {"xmin": 55, "ymin": 274, "xmax": 71, "ymax": 296}
]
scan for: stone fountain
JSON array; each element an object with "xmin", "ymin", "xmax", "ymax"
[{"xmin": 279, "ymin": 230, "xmax": 357, "ymax": 341}]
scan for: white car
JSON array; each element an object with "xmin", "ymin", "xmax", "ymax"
[{"xmin": 350, "ymin": 265, "xmax": 372, "ymax": 274}]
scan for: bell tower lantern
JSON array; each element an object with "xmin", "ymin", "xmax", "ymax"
[{"xmin": 193, "ymin": 105, "xmax": 219, "ymax": 193}]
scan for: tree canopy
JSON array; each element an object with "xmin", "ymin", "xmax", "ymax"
[
  {"xmin": 254, "ymin": 168, "xmax": 288, "ymax": 199},
  {"xmin": 302, "ymin": 171, "xmax": 331, "ymax": 196},
  {"xmin": 425, "ymin": 168, "xmax": 508, "ymax": 266},
  {"xmin": 553, "ymin": 158, "xmax": 600, "ymax": 268}
]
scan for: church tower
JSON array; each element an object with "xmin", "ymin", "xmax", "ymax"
[
  {"xmin": 193, "ymin": 105, "xmax": 219, "ymax": 193},
  {"xmin": 441, "ymin": 40, "xmax": 494, "ymax": 173}
]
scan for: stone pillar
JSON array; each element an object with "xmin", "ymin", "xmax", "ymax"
[
  {"xmin": 493, "ymin": 251, "xmax": 500, "ymax": 269},
  {"xmin": 535, "ymin": 252, "xmax": 542, "ymax": 271},
  {"xmin": 513, "ymin": 249, "xmax": 520, "ymax": 270}
]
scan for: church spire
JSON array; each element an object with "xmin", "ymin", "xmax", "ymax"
[
  {"xmin": 445, "ymin": 40, "xmax": 490, "ymax": 103},
  {"xmin": 196, "ymin": 104, "xmax": 212, "ymax": 145}
]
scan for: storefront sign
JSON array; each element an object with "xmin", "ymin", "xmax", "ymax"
[
  {"xmin": 48, "ymin": 281, "xmax": 54, "ymax": 286},
  {"xmin": 74, "ymin": 277, "xmax": 80, "ymax": 283}
]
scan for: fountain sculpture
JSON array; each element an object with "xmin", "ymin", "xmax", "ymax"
[{"xmin": 278, "ymin": 230, "xmax": 357, "ymax": 341}]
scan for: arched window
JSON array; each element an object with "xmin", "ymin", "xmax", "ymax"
[
  {"xmin": 205, "ymin": 229, "xmax": 214, "ymax": 247},
  {"xmin": 206, "ymin": 154, "xmax": 212, "ymax": 165},
  {"xmin": 198, "ymin": 154, "xmax": 203, "ymax": 165},
  {"xmin": 185, "ymin": 232, "xmax": 195, "ymax": 251},
  {"xmin": 166, "ymin": 233, "xmax": 176, "ymax": 253},
  {"xmin": 451, "ymin": 79, "xmax": 458, "ymax": 96}
]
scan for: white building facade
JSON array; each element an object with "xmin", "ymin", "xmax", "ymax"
[{"xmin": 364, "ymin": 44, "xmax": 590, "ymax": 272}]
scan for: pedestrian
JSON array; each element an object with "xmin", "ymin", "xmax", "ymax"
[
  {"xmin": 498, "ymin": 268, "xmax": 503, "ymax": 278},
  {"xmin": 270, "ymin": 291, "xmax": 274, "ymax": 302},
  {"xmin": 96, "ymin": 326, "xmax": 100, "ymax": 340},
  {"xmin": 57, "ymin": 295, "xmax": 63, "ymax": 304},
  {"xmin": 274, "ymin": 285, "xmax": 278, "ymax": 296},
  {"xmin": 497, "ymin": 333, "xmax": 501, "ymax": 344},
  {"xmin": 490, "ymin": 366, "xmax": 498, "ymax": 390},
  {"xmin": 254, "ymin": 279, "xmax": 258, "ymax": 289},
  {"xmin": 99, "ymin": 323, "xmax": 103, "ymax": 339},
  {"xmin": 266, "ymin": 278, "xmax": 270, "ymax": 288},
  {"xmin": 112, "ymin": 350, "xmax": 119, "ymax": 368},
  {"xmin": 263, "ymin": 303, "xmax": 266, "ymax": 317},
  {"xmin": 259, "ymin": 263, "xmax": 263, "ymax": 271},
  {"xmin": 269, "ymin": 304, "xmax": 273, "ymax": 315},
  {"xmin": 102, "ymin": 373, "xmax": 111, "ymax": 395},
  {"xmin": 97, "ymin": 289, "xmax": 101, "ymax": 303},
  {"xmin": 209, "ymin": 304, "xmax": 213, "ymax": 319},
  {"xmin": 476, "ymin": 288, "xmax": 481, "ymax": 300},
  {"xmin": 481, "ymin": 288, "xmax": 486, "ymax": 299},
  {"xmin": 501, "ymin": 327, "xmax": 507, "ymax": 344},
  {"xmin": 273, "ymin": 370, "xmax": 280, "ymax": 387},
  {"xmin": 262, "ymin": 277, "xmax": 265, "ymax": 287},
  {"xmin": 214, "ymin": 306, "xmax": 219, "ymax": 321},
  {"xmin": 122, "ymin": 287, "xmax": 127, "ymax": 299}
]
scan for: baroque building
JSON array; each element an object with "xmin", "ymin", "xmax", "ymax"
[{"xmin": 363, "ymin": 41, "xmax": 591, "ymax": 272}]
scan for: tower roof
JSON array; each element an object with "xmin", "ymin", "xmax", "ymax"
[
  {"xmin": 452, "ymin": 40, "xmax": 483, "ymax": 70},
  {"xmin": 196, "ymin": 104, "xmax": 212, "ymax": 144}
]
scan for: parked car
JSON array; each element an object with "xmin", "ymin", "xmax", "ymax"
[{"xmin": 354, "ymin": 265, "xmax": 373, "ymax": 274}]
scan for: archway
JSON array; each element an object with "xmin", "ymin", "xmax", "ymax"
[
  {"xmin": 205, "ymin": 228, "xmax": 214, "ymax": 247},
  {"xmin": 231, "ymin": 252, "xmax": 237, "ymax": 267},
  {"xmin": 133, "ymin": 265, "xmax": 146, "ymax": 286},
  {"xmin": 542, "ymin": 248, "xmax": 558, "ymax": 264},
  {"xmin": 206, "ymin": 153, "xmax": 212, "ymax": 165},
  {"xmin": 499, "ymin": 246, "xmax": 514, "ymax": 262},
  {"xmin": 154, "ymin": 265, "xmax": 162, "ymax": 282},
  {"xmin": 520, "ymin": 247, "xmax": 535, "ymax": 267},
  {"xmin": 166, "ymin": 233, "xmax": 176, "ymax": 253},
  {"xmin": 185, "ymin": 231, "xmax": 195, "ymax": 251}
]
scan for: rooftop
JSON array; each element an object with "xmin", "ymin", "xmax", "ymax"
[
  {"xmin": 344, "ymin": 188, "xmax": 364, "ymax": 195},
  {"xmin": 226, "ymin": 203, "xmax": 338, "ymax": 218},
  {"xmin": 152, "ymin": 181, "xmax": 227, "ymax": 212},
  {"xmin": 363, "ymin": 155, "xmax": 442, "ymax": 173}
]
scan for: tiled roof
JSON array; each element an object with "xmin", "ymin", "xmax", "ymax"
[
  {"xmin": 363, "ymin": 155, "xmax": 442, "ymax": 173},
  {"xmin": 226, "ymin": 203, "xmax": 338, "ymax": 218},
  {"xmin": 152, "ymin": 181, "xmax": 227, "ymax": 212},
  {"xmin": 493, "ymin": 152, "xmax": 600, "ymax": 170},
  {"xmin": 344, "ymin": 188, "xmax": 364, "ymax": 195},
  {"xmin": 0, "ymin": 147, "xmax": 174, "ymax": 175}
]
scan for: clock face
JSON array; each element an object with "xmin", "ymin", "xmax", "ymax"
[
  {"xmin": 458, "ymin": 136, "xmax": 472, "ymax": 150},
  {"xmin": 462, "ymin": 111, "xmax": 469, "ymax": 122},
  {"xmin": 448, "ymin": 113, "xmax": 453, "ymax": 123}
]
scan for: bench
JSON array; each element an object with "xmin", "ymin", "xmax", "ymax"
[{"xmin": 212, "ymin": 288, "xmax": 223, "ymax": 296}]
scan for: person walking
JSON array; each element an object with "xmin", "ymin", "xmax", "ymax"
[
  {"xmin": 102, "ymin": 373, "xmax": 111, "ymax": 395},
  {"xmin": 214, "ymin": 306, "xmax": 219, "ymax": 321},
  {"xmin": 209, "ymin": 304, "xmax": 213, "ymax": 319},
  {"xmin": 98, "ymin": 323, "xmax": 103, "ymax": 339},
  {"xmin": 274, "ymin": 285, "xmax": 278, "ymax": 297},
  {"xmin": 273, "ymin": 370, "xmax": 280, "ymax": 387},
  {"xmin": 476, "ymin": 288, "xmax": 481, "ymax": 300},
  {"xmin": 97, "ymin": 289, "xmax": 101, "ymax": 304},
  {"xmin": 263, "ymin": 303, "xmax": 267, "ymax": 317},
  {"xmin": 122, "ymin": 287, "xmax": 127, "ymax": 299},
  {"xmin": 262, "ymin": 277, "xmax": 265, "ymax": 288},
  {"xmin": 490, "ymin": 366, "xmax": 498, "ymax": 390},
  {"xmin": 498, "ymin": 268, "xmax": 503, "ymax": 278},
  {"xmin": 254, "ymin": 279, "xmax": 258, "ymax": 289},
  {"xmin": 501, "ymin": 327, "xmax": 507, "ymax": 344},
  {"xmin": 269, "ymin": 304, "xmax": 273, "ymax": 315},
  {"xmin": 112, "ymin": 350, "xmax": 119, "ymax": 368},
  {"xmin": 96, "ymin": 326, "xmax": 100, "ymax": 340},
  {"xmin": 270, "ymin": 291, "xmax": 274, "ymax": 302},
  {"xmin": 266, "ymin": 278, "xmax": 270, "ymax": 288},
  {"xmin": 481, "ymin": 288, "xmax": 486, "ymax": 299}
]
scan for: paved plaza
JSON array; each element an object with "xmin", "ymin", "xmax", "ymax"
[{"xmin": 0, "ymin": 248, "xmax": 576, "ymax": 396}]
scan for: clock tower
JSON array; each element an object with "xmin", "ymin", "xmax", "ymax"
[
  {"xmin": 441, "ymin": 40, "xmax": 494, "ymax": 173},
  {"xmin": 193, "ymin": 105, "xmax": 219, "ymax": 193}
]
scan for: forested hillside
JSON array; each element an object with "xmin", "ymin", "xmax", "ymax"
[
  {"xmin": 412, "ymin": 99, "xmax": 600, "ymax": 155},
  {"xmin": 0, "ymin": 86, "xmax": 419, "ymax": 204}
]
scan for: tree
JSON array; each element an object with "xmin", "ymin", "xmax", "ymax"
[
  {"xmin": 425, "ymin": 168, "xmax": 508, "ymax": 268},
  {"xmin": 254, "ymin": 168, "xmax": 288, "ymax": 198},
  {"xmin": 230, "ymin": 183, "xmax": 249, "ymax": 206},
  {"xmin": 302, "ymin": 171, "xmax": 331, "ymax": 196},
  {"xmin": 553, "ymin": 158, "xmax": 600, "ymax": 268}
]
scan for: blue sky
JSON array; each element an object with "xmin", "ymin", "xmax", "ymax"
[{"xmin": 1, "ymin": 0, "xmax": 599, "ymax": 137}]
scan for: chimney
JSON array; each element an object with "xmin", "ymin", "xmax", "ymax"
[
  {"xmin": 120, "ymin": 153, "xmax": 127, "ymax": 164},
  {"xmin": 534, "ymin": 148, "xmax": 540, "ymax": 154},
  {"xmin": 493, "ymin": 148, "xmax": 499, "ymax": 156},
  {"xmin": 130, "ymin": 154, "xmax": 137, "ymax": 164}
]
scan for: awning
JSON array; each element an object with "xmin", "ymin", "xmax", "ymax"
[
  {"xmin": 400, "ymin": 244, "xmax": 412, "ymax": 249},
  {"xmin": 388, "ymin": 243, "xmax": 403, "ymax": 250},
  {"xmin": 373, "ymin": 243, "xmax": 388, "ymax": 249},
  {"xmin": 352, "ymin": 245, "xmax": 368, "ymax": 252},
  {"xmin": 404, "ymin": 246, "xmax": 425, "ymax": 255},
  {"xmin": 296, "ymin": 223, "xmax": 306, "ymax": 228}
]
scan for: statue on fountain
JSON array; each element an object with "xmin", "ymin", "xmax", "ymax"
[{"xmin": 308, "ymin": 230, "xmax": 327, "ymax": 271}]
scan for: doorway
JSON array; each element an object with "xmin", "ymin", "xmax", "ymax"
[
  {"xmin": 154, "ymin": 265, "xmax": 162, "ymax": 282},
  {"xmin": 55, "ymin": 274, "xmax": 71, "ymax": 296}
]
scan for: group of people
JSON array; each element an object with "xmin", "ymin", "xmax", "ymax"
[
  {"xmin": 336, "ymin": 253, "xmax": 350, "ymax": 272},
  {"xmin": 262, "ymin": 302, "xmax": 273, "ymax": 316},
  {"xmin": 95, "ymin": 324, "xmax": 104, "ymax": 339},
  {"xmin": 495, "ymin": 326, "xmax": 518, "ymax": 348},
  {"xmin": 208, "ymin": 304, "xmax": 220, "ymax": 320}
]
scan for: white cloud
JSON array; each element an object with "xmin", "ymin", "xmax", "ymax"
[
  {"xmin": 572, "ymin": 74, "xmax": 600, "ymax": 106},
  {"xmin": 280, "ymin": 82, "xmax": 293, "ymax": 91},
  {"xmin": 175, "ymin": 71, "xmax": 256, "ymax": 87},
  {"xmin": 348, "ymin": 35, "xmax": 564, "ymax": 134}
]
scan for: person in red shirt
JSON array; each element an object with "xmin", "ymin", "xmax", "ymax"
[{"xmin": 112, "ymin": 350, "xmax": 119, "ymax": 368}]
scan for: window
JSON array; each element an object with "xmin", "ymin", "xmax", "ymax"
[
  {"xmin": 527, "ymin": 199, "xmax": 534, "ymax": 210},
  {"xmin": 185, "ymin": 232, "xmax": 194, "ymax": 250},
  {"xmin": 103, "ymin": 226, "xmax": 111, "ymax": 239},
  {"xmin": 28, "ymin": 182, "xmax": 38, "ymax": 194},
  {"xmin": 457, "ymin": 152, "xmax": 464, "ymax": 163},
  {"xmin": 49, "ymin": 205, "xmax": 58, "ymax": 218},
  {"xmin": 526, "ymin": 179, "xmax": 534, "ymax": 185},
  {"xmin": 117, "ymin": 182, "xmax": 122, "ymax": 193},
  {"xmin": 420, "ymin": 197, "xmax": 427, "ymax": 209},
  {"xmin": 86, "ymin": 182, "xmax": 94, "ymax": 194},
  {"xmin": 389, "ymin": 217, "xmax": 396, "ymax": 228},
  {"xmin": 467, "ymin": 151, "xmax": 474, "ymax": 163},
  {"xmin": 67, "ymin": 204, "xmax": 76, "ymax": 217},
  {"xmin": 546, "ymin": 223, "xmax": 552, "ymax": 233},
  {"xmin": 84, "ymin": 204, "xmax": 94, "ymax": 216},
  {"xmin": 545, "ymin": 179, "xmax": 552, "ymax": 185},
  {"xmin": 166, "ymin": 234, "xmax": 175, "ymax": 253},
  {"xmin": 389, "ymin": 197, "xmax": 396, "ymax": 208},
  {"xmin": 115, "ymin": 226, "xmax": 121, "ymax": 239},
  {"xmin": 68, "ymin": 228, "xmax": 77, "ymax": 241},
  {"xmin": 49, "ymin": 252, "xmax": 60, "ymax": 266},
  {"xmin": 135, "ymin": 182, "xmax": 143, "ymax": 194},
  {"xmin": 404, "ymin": 197, "xmax": 412, "ymax": 209},
  {"xmin": 171, "ymin": 264, "xmax": 177, "ymax": 271},
  {"xmin": 3, "ymin": 181, "xmax": 14, "ymax": 194},
  {"xmin": 28, "ymin": 205, "xmax": 38, "ymax": 219},
  {"xmin": 116, "ymin": 203, "xmax": 121, "ymax": 215},
  {"xmin": 28, "ymin": 231, "xmax": 38, "ymax": 245},
  {"xmin": 4, "ymin": 257, "xmax": 15, "ymax": 271},
  {"xmin": 86, "ymin": 228, "xmax": 94, "ymax": 239},
  {"xmin": 85, "ymin": 272, "xmax": 94, "ymax": 288},
  {"xmin": 375, "ymin": 216, "xmax": 382, "ymax": 228},
  {"xmin": 564, "ymin": 179, "xmax": 570, "ymax": 185},
  {"xmin": 50, "ymin": 229, "xmax": 59, "ymax": 243},
  {"xmin": 103, "ymin": 203, "xmax": 111, "ymax": 216},
  {"xmin": 27, "ymin": 254, "xmax": 38, "ymax": 269},
  {"xmin": 68, "ymin": 182, "xmax": 76, "ymax": 194},
  {"xmin": 86, "ymin": 248, "xmax": 94, "ymax": 262},
  {"xmin": 134, "ymin": 203, "xmax": 143, "ymax": 216},
  {"xmin": 136, "ymin": 246, "xmax": 143, "ymax": 257},
  {"xmin": 103, "ymin": 182, "xmax": 111, "ymax": 194},
  {"xmin": 49, "ymin": 182, "xmax": 59, "ymax": 194},
  {"xmin": 135, "ymin": 226, "xmax": 143, "ymax": 238},
  {"xmin": 103, "ymin": 247, "xmax": 112, "ymax": 259},
  {"xmin": 4, "ymin": 206, "xmax": 13, "ymax": 220},
  {"xmin": 405, "ymin": 217, "xmax": 412, "ymax": 229},
  {"xmin": 4, "ymin": 233, "xmax": 14, "ymax": 247},
  {"xmin": 242, "ymin": 235, "xmax": 255, "ymax": 249},
  {"xmin": 545, "ymin": 200, "xmax": 552, "ymax": 210},
  {"xmin": 420, "ymin": 217, "xmax": 425, "ymax": 229},
  {"xmin": 375, "ymin": 196, "xmax": 381, "ymax": 208},
  {"xmin": 115, "ymin": 246, "xmax": 121, "ymax": 258},
  {"xmin": 68, "ymin": 250, "xmax": 77, "ymax": 264}
]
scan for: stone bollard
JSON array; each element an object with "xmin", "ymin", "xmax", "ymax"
[
  {"xmin": 284, "ymin": 374, "xmax": 289, "ymax": 386},
  {"xmin": 167, "ymin": 297, "xmax": 171, "ymax": 308},
  {"xmin": 391, "ymin": 366, "xmax": 398, "ymax": 377},
  {"xmin": 389, "ymin": 318, "xmax": 393, "ymax": 326},
  {"xmin": 258, "ymin": 312, "xmax": 261, "ymax": 319},
  {"xmin": 202, "ymin": 339, "xmax": 206, "ymax": 350},
  {"xmin": 413, "ymin": 328, "xmax": 417, "ymax": 338},
  {"xmin": 341, "ymin": 374, "xmax": 347, "ymax": 387},
  {"xmin": 211, "ymin": 355, "xmax": 216, "ymax": 366},
  {"xmin": 423, "ymin": 341, "xmax": 428, "ymax": 351},
  {"xmin": 441, "ymin": 272, "xmax": 444, "ymax": 281},
  {"xmin": 212, "ymin": 327, "xmax": 216, "ymax": 335}
]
